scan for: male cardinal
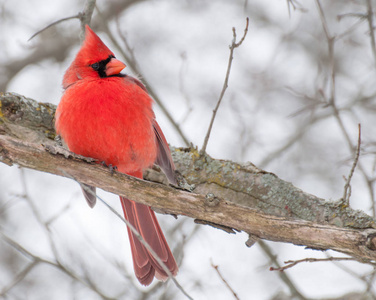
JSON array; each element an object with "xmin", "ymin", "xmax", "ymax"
[{"xmin": 55, "ymin": 25, "xmax": 178, "ymax": 285}]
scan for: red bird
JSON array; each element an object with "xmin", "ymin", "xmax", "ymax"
[{"xmin": 55, "ymin": 25, "xmax": 178, "ymax": 285}]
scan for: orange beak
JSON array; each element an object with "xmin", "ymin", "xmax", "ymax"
[{"xmin": 105, "ymin": 58, "xmax": 126, "ymax": 76}]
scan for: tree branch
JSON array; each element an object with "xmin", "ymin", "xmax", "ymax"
[
  {"xmin": 1, "ymin": 93, "xmax": 376, "ymax": 263},
  {"xmin": 200, "ymin": 17, "xmax": 249, "ymax": 155},
  {"xmin": 342, "ymin": 124, "xmax": 361, "ymax": 206},
  {"xmin": 211, "ymin": 260, "xmax": 240, "ymax": 300},
  {"xmin": 270, "ymin": 256, "xmax": 361, "ymax": 272},
  {"xmin": 258, "ymin": 240, "xmax": 306, "ymax": 300}
]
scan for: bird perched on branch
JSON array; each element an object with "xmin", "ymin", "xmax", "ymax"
[{"xmin": 55, "ymin": 25, "xmax": 178, "ymax": 285}]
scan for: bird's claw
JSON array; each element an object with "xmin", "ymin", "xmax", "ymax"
[{"xmin": 101, "ymin": 161, "xmax": 118, "ymax": 175}]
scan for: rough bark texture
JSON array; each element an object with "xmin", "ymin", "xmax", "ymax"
[{"xmin": 1, "ymin": 92, "xmax": 376, "ymax": 262}]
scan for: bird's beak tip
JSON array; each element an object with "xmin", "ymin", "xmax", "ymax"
[{"xmin": 105, "ymin": 58, "xmax": 126, "ymax": 76}]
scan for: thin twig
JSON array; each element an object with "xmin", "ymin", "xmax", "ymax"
[
  {"xmin": 366, "ymin": 0, "xmax": 376, "ymax": 68},
  {"xmin": 0, "ymin": 261, "xmax": 38, "ymax": 295},
  {"xmin": 337, "ymin": 17, "xmax": 367, "ymax": 40},
  {"xmin": 270, "ymin": 256, "xmax": 360, "ymax": 272},
  {"xmin": 28, "ymin": 0, "xmax": 96, "ymax": 43},
  {"xmin": 211, "ymin": 260, "xmax": 240, "ymax": 300},
  {"xmin": 315, "ymin": 0, "xmax": 336, "ymax": 107},
  {"xmin": 365, "ymin": 270, "xmax": 376, "ymax": 293},
  {"xmin": 258, "ymin": 241, "xmax": 307, "ymax": 300},
  {"xmin": 286, "ymin": 0, "xmax": 293, "ymax": 18},
  {"xmin": 337, "ymin": 12, "xmax": 368, "ymax": 21},
  {"xmin": 316, "ymin": 0, "xmax": 375, "ymax": 216},
  {"xmin": 0, "ymin": 231, "xmax": 108, "ymax": 299},
  {"xmin": 28, "ymin": 14, "xmax": 82, "ymax": 41},
  {"xmin": 200, "ymin": 17, "xmax": 249, "ymax": 155},
  {"xmin": 285, "ymin": 0, "xmax": 307, "ymax": 15},
  {"xmin": 0, "ymin": 231, "xmax": 38, "ymax": 263},
  {"xmin": 315, "ymin": 0, "xmax": 332, "ymax": 42},
  {"xmin": 19, "ymin": 169, "xmax": 63, "ymax": 267},
  {"xmin": 342, "ymin": 124, "xmax": 362, "ymax": 206},
  {"xmin": 0, "ymin": 231, "xmax": 111, "ymax": 299}
]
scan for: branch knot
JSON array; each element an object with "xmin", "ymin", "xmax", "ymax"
[{"xmin": 205, "ymin": 193, "xmax": 220, "ymax": 207}]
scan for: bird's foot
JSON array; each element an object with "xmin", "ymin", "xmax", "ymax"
[{"xmin": 101, "ymin": 161, "xmax": 118, "ymax": 175}]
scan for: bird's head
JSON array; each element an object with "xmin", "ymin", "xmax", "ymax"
[{"xmin": 63, "ymin": 25, "xmax": 126, "ymax": 88}]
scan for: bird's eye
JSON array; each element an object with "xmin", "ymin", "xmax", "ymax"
[{"xmin": 91, "ymin": 62, "xmax": 100, "ymax": 70}]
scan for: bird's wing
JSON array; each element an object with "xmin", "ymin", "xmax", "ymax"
[{"xmin": 153, "ymin": 120, "xmax": 177, "ymax": 185}]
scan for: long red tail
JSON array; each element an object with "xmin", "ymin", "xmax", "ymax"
[{"xmin": 120, "ymin": 196, "xmax": 178, "ymax": 285}]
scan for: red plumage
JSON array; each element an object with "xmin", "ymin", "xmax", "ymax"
[{"xmin": 55, "ymin": 25, "xmax": 178, "ymax": 285}]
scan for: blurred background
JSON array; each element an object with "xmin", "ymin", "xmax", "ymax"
[{"xmin": 1, "ymin": 0, "xmax": 376, "ymax": 299}]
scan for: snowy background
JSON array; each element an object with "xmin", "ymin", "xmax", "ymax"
[{"xmin": 1, "ymin": 0, "xmax": 376, "ymax": 299}]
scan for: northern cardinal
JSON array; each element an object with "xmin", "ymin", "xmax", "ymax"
[{"xmin": 55, "ymin": 25, "xmax": 178, "ymax": 285}]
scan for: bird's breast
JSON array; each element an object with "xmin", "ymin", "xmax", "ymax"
[{"xmin": 55, "ymin": 78, "xmax": 157, "ymax": 173}]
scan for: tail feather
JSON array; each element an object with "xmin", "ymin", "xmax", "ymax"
[
  {"xmin": 120, "ymin": 196, "xmax": 178, "ymax": 285},
  {"xmin": 81, "ymin": 184, "xmax": 96, "ymax": 208}
]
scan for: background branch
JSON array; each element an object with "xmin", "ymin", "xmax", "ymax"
[{"xmin": 200, "ymin": 18, "xmax": 249, "ymax": 155}]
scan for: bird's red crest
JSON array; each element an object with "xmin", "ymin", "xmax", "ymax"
[
  {"xmin": 80, "ymin": 25, "xmax": 114, "ymax": 63},
  {"xmin": 63, "ymin": 25, "xmax": 115, "ymax": 88}
]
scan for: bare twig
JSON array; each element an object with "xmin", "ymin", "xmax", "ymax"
[
  {"xmin": 0, "ymin": 231, "xmax": 111, "ymax": 299},
  {"xmin": 365, "ymin": 270, "xmax": 376, "ymax": 293},
  {"xmin": 258, "ymin": 241, "xmax": 307, "ymax": 300},
  {"xmin": 200, "ymin": 17, "xmax": 249, "ymax": 155},
  {"xmin": 285, "ymin": 0, "xmax": 307, "ymax": 16},
  {"xmin": 270, "ymin": 256, "xmax": 359, "ymax": 272},
  {"xmin": 315, "ymin": 0, "xmax": 332, "ymax": 42},
  {"xmin": 211, "ymin": 260, "xmax": 240, "ymax": 300},
  {"xmin": 315, "ymin": 0, "xmax": 375, "ymax": 216},
  {"xmin": 28, "ymin": 0, "xmax": 96, "ymax": 42},
  {"xmin": 337, "ymin": 12, "xmax": 368, "ymax": 21},
  {"xmin": 28, "ymin": 14, "xmax": 82, "ymax": 41},
  {"xmin": 0, "ymin": 261, "xmax": 38, "ymax": 295},
  {"xmin": 315, "ymin": 0, "xmax": 336, "ymax": 106},
  {"xmin": 366, "ymin": 0, "xmax": 376, "ymax": 68},
  {"xmin": 342, "ymin": 124, "xmax": 362, "ymax": 206},
  {"xmin": 337, "ymin": 16, "xmax": 367, "ymax": 40},
  {"xmin": 286, "ymin": 0, "xmax": 294, "ymax": 18},
  {"xmin": 18, "ymin": 169, "xmax": 64, "ymax": 266}
]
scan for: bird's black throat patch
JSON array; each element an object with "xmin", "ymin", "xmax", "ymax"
[{"xmin": 91, "ymin": 54, "xmax": 116, "ymax": 78}]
